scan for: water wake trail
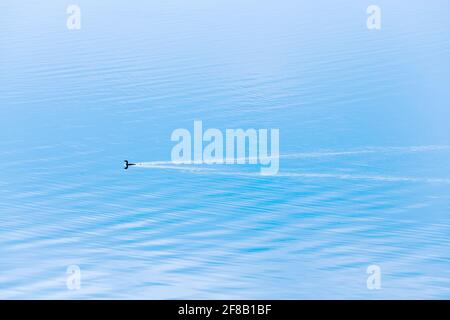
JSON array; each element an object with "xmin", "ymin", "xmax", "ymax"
[
  {"xmin": 135, "ymin": 164, "xmax": 450, "ymax": 184},
  {"xmin": 135, "ymin": 145, "xmax": 449, "ymax": 166},
  {"xmin": 131, "ymin": 145, "xmax": 450, "ymax": 183}
]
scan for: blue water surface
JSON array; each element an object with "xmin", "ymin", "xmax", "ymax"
[{"xmin": 0, "ymin": 0, "xmax": 449, "ymax": 298}]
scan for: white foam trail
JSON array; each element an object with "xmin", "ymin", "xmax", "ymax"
[
  {"xmin": 135, "ymin": 163, "xmax": 216, "ymax": 172},
  {"xmin": 135, "ymin": 158, "xmax": 274, "ymax": 166},
  {"xmin": 135, "ymin": 164, "xmax": 450, "ymax": 184},
  {"xmin": 135, "ymin": 145, "xmax": 449, "ymax": 166},
  {"xmin": 283, "ymin": 145, "xmax": 449, "ymax": 159},
  {"xmin": 273, "ymin": 172, "xmax": 450, "ymax": 184},
  {"xmin": 132, "ymin": 145, "xmax": 450, "ymax": 184}
]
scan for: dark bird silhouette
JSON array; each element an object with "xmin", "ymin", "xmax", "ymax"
[{"xmin": 124, "ymin": 160, "xmax": 136, "ymax": 170}]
